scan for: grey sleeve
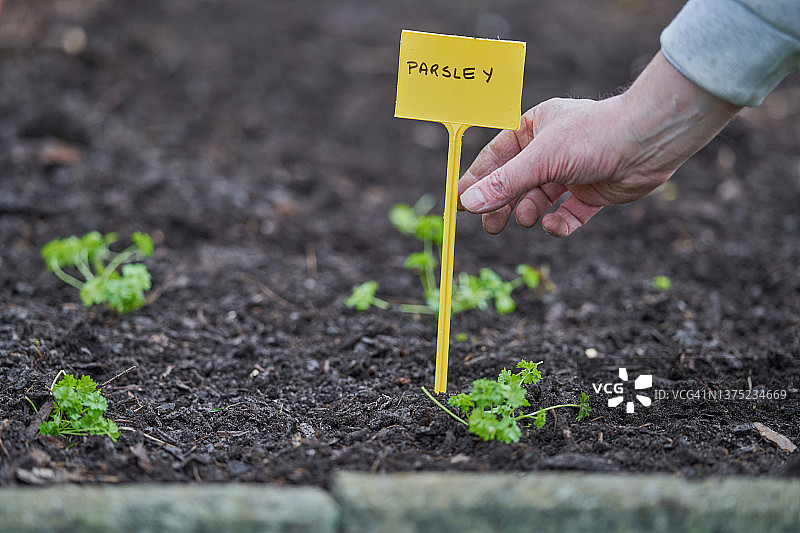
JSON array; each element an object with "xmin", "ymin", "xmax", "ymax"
[{"xmin": 660, "ymin": 0, "xmax": 800, "ymax": 106}]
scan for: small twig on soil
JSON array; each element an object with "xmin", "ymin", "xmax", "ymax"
[
  {"xmin": 143, "ymin": 432, "xmax": 186, "ymax": 460},
  {"xmin": 464, "ymin": 354, "xmax": 490, "ymax": 367},
  {"xmin": 143, "ymin": 433, "xmax": 170, "ymax": 446},
  {"xmin": 694, "ymin": 377, "xmax": 713, "ymax": 392},
  {"xmin": 753, "ymin": 422, "xmax": 798, "ymax": 453},
  {"xmin": 100, "ymin": 366, "xmax": 137, "ymax": 388},
  {"xmin": 150, "ymin": 427, "xmax": 182, "ymax": 447},
  {"xmin": 0, "ymin": 419, "xmax": 10, "ymax": 457},
  {"xmin": 27, "ymin": 401, "xmax": 53, "ymax": 440},
  {"xmin": 370, "ymin": 450, "xmax": 387, "ymax": 473},
  {"xmin": 31, "ymin": 342, "xmax": 44, "ymax": 359},
  {"xmin": 145, "ymin": 259, "xmax": 187, "ymax": 306},
  {"xmin": 239, "ymin": 274, "xmax": 305, "ymax": 313},
  {"xmin": 306, "ymin": 243, "xmax": 318, "ymax": 279}
]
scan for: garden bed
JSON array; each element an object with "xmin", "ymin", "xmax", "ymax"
[{"xmin": 1, "ymin": 0, "xmax": 798, "ymax": 487}]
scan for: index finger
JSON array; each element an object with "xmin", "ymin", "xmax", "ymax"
[{"xmin": 457, "ymin": 124, "xmax": 528, "ymax": 210}]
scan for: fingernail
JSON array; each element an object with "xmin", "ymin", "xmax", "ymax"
[
  {"xmin": 542, "ymin": 213, "xmax": 569, "ymax": 238},
  {"xmin": 460, "ymin": 187, "xmax": 486, "ymax": 212}
]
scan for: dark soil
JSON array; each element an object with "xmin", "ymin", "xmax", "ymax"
[{"xmin": 1, "ymin": 0, "xmax": 799, "ymax": 487}]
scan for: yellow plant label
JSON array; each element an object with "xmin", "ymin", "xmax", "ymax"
[
  {"xmin": 395, "ymin": 30, "xmax": 526, "ymax": 130},
  {"xmin": 395, "ymin": 30, "xmax": 526, "ymax": 393}
]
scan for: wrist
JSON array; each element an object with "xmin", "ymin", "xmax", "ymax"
[{"xmin": 618, "ymin": 51, "xmax": 741, "ymax": 173}]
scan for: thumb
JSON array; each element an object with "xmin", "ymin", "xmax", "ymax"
[{"xmin": 459, "ymin": 145, "xmax": 551, "ymax": 214}]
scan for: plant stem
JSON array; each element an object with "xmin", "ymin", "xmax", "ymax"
[
  {"xmin": 418, "ymin": 271, "xmax": 430, "ymax": 300},
  {"xmin": 398, "ymin": 303, "xmax": 435, "ymax": 314},
  {"xmin": 76, "ymin": 249, "xmax": 96, "ymax": 281},
  {"xmin": 421, "ymin": 239, "xmax": 437, "ymax": 301},
  {"xmin": 101, "ymin": 245, "xmax": 139, "ymax": 283},
  {"xmin": 421, "ymin": 386, "xmax": 467, "ymax": 426},
  {"xmin": 515, "ymin": 403, "xmax": 580, "ymax": 422},
  {"xmin": 49, "ymin": 369, "xmax": 67, "ymax": 392},
  {"xmin": 49, "ymin": 263, "xmax": 85, "ymax": 290},
  {"xmin": 24, "ymin": 396, "xmax": 38, "ymax": 413},
  {"xmin": 370, "ymin": 296, "xmax": 391, "ymax": 310}
]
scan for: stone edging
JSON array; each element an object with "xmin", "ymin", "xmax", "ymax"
[{"xmin": 1, "ymin": 472, "xmax": 798, "ymax": 532}]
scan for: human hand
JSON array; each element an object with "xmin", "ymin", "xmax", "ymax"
[{"xmin": 458, "ymin": 51, "xmax": 741, "ymax": 237}]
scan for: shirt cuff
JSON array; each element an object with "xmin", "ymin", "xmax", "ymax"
[{"xmin": 660, "ymin": 0, "xmax": 800, "ymax": 107}]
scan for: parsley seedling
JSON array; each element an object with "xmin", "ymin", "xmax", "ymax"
[
  {"xmin": 423, "ymin": 360, "xmax": 591, "ymax": 443},
  {"xmin": 652, "ymin": 275, "xmax": 672, "ymax": 291},
  {"xmin": 41, "ymin": 231, "xmax": 154, "ymax": 313},
  {"xmin": 347, "ymin": 196, "xmax": 554, "ymax": 314},
  {"xmin": 38, "ymin": 370, "xmax": 120, "ymax": 442}
]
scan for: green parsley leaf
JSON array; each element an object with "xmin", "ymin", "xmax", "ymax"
[
  {"xmin": 577, "ymin": 391, "xmax": 592, "ymax": 421},
  {"xmin": 133, "ymin": 231, "xmax": 154, "ymax": 257},
  {"xmin": 79, "ymin": 277, "xmax": 107, "ymax": 306},
  {"xmin": 42, "ymin": 231, "xmax": 155, "ymax": 313},
  {"xmin": 427, "ymin": 360, "xmax": 590, "ymax": 444},
  {"xmin": 532, "ymin": 409, "xmax": 547, "ymax": 429},
  {"xmin": 447, "ymin": 393, "xmax": 475, "ymax": 414},
  {"xmin": 388, "ymin": 204, "xmax": 418, "ymax": 236},
  {"xmin": 652, "ymin": 275, "xmax": 672, "ymax": 291},
  {"xmin": 345, "ymin": 281, "xmax": 379, "ymax": 311},
  {"xmin": 38, "ymin": 372, "xmax": 119, "ymax": 442},
  {"xmin": 516, "ymin": 360, "xmax": 542, "ymax": 385},
  {"xmin": 414, "ymin": 215, "xmax": 444, "ymax": 245},
  {"xmin": 403, "ymin": 251, "xmax": 437, "ymax": 272},
  {"xmin": 41, "ymin": 236, "xmax": 82, "ymax": 270},
  {"xmin": 516, "ymin": 264, "xmax": 541, "ymax": 289}
]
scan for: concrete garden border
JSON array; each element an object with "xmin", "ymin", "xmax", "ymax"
[{"xmin": 1, "ymin": 472, "xmax": 798, "ymax": 532}]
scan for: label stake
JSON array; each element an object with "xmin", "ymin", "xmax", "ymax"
[{"xmin": 395, "ymin": 30, "xmax": 526, "ymax": 393}]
